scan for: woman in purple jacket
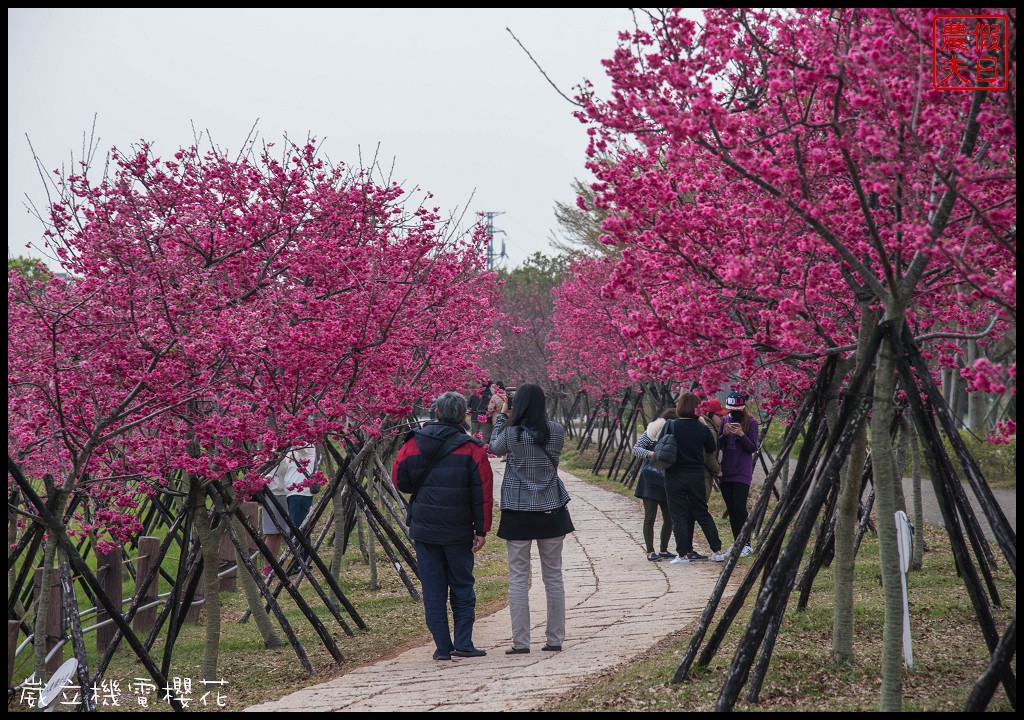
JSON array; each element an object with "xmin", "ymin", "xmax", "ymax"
[{"xmin": 718, "ymin": 392, "xmax": 759, "ymax": 557}]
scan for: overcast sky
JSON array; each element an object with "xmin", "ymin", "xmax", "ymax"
[{"xmin": 9, "ymin": 8, "xmax": 703, "ymax": 270}]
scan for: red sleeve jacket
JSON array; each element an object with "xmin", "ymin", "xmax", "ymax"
[{"xmin": 391, "ymin": 423, "xmax": 493, "ymax": 544}]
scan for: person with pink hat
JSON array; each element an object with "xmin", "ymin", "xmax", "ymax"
[{"xmin": 699, "ymin": 398, "xmax": 728, "ymax": 497}]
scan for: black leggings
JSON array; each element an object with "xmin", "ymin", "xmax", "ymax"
[
  {"xmin": 665, "ymin": 473, "xmax": 722, "ymax": 556},
  {"xmin": 720, "ymin": 481, "xmax": 751, "ymax": 544},
  {"xmin": 642, "ymin": 498, "xmax": 673, "ymax": 554}
]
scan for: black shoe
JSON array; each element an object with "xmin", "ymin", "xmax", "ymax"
[
  {"xmin": 657, "ymin": 552, "xmax": 677, "ymax": 560},
  {"xmin": 505, "ymin": 647, "xmax": 530, "ymax": 655},
  {"xmin": 684, "ymin": 550, "xmax": 708, "ymax": 561},
  {"xmin": 452, "ymin": 647, "xmax": 487, "ymax": 658},
  {"xmin": 433, "ymin": 650, "xmax": 452, "ymax": 661},
  {"xmin": 541, "ymin": 644, "xmax": 562, "ymax": 652}
]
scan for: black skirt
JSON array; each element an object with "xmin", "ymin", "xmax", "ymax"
[{"xmin": 497, "ymin": 506, "xmax": 575, "ymax": 541}]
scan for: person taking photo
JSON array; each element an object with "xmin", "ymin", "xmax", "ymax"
[
  {"xmin": 489, "ymin": 382, "xmax": 573, "ymax": 655},
  {"xmin": 718, "ymin": 392, "xmax": 759, "ymax": 557}
]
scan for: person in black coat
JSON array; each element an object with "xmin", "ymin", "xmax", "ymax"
[
  {"xmin": 660, "ymin": 393, "xmax": 726, "ymax": 564},
  {"xmin": 392, "ymin": 391, "xmax": 494, "ymax": 660}
]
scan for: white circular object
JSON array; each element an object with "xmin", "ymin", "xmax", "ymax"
[{"xmin": 38, "ymin": 657, "xmax": 79, "ymax": 708}]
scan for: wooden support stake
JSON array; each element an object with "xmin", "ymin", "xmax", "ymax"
[
  {"xmin": 95, "ymin": 547, "xmax": 123, "ymax": 654},
  {"xmin": 218, "ymin": 528, "xmax": 237, "ymax": 592},
  {"xmin": 133, "ymin": 537, "xmax": 161, "ymax": 636},
  {"xmin": 33, "ymin": 566, "xmax": 64, "ymax": 675},
  {"xmin": 8, "ymin": 619, "xmax": 20, "ymax": 688},
  {"xmin": 241, "ymin": 501, "xmax": 258, "ymax": 554},
  {"xmin": 184, "ymin": 567, "xmax": 205, "ymax": 624}
]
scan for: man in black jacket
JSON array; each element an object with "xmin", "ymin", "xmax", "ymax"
[{"xmin": 391, "ymin": 391, "xmax": 494, "ymax": 661}]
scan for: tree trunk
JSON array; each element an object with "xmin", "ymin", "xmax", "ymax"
[
  {"xmin": 229, "ymin": 515, "xmax": 283, "ymax": 648},
  {"xmin": 965, "ymin": 339, "xmax": 987, "ymax": 433},
  {"xmin": 326, "ymin": 447, "xmax": 349, "ymax": 582},
  {"xmin": 191, "ymin": 488, "xmax": 223, "ymax": 681},
  {"xmin": 873, "ymin": 334, "xmax": 906, "ymax": 712},
  {"xmin": 832, "ymin": 307, "xmax": 874, "ymax": 665},
  {"xmin": 944, "ymin": 360, "xmax": 963, "ymax": 429},
  {"xmin": 941, "ymin": 365, "xmax": 954, "ymax": 408},
  {"xmin": 833, "ymin": 430, "xmax": 866, "ymax": 666},
  {"xmin": 33, "ymin": 538, "xmax": 57, "ymax": 679}
]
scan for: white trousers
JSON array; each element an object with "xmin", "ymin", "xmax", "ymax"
[{"xmin": 506, "ymin": 536, "xmax": 566, "ymax": 649}]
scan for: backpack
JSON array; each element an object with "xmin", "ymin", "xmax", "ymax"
[{"xmin": 649, "ymin": 420, "xmax": 678, "ymax": 470}]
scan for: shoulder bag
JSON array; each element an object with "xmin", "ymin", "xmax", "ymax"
[{"xmin": 649, "ymin": 420, "xmax": 678, "ymax": 470}]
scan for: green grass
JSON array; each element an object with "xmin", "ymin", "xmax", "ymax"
[
  {"xmin": 10, "ymin": 503, "xmax": 513, "ymax": 713},
  {"xmin": 550, "ymin": 447, "xmax": 1016, "ymax": 713},
  {"xmin": 10, "ymin": 442, "xmax": 1015, "ymax": 713}
]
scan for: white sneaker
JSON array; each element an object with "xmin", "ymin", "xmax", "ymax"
[
  {"xmin": 710, "ymin": 550, "xmax": 726, "ymax": 562},
  {"xmin": 669, "ymin": 555, "xmax": 690, "ymax": 565},
  {"xmin": 740, "ymin": 545, "xmax": 753, "ymax": 557}
]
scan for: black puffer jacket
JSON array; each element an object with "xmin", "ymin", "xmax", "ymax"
[{"xmin": 391, "ymin": 422, "xmax": 494, "ymax": 544}]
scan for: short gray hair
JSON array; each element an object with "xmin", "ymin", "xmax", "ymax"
[{"xmin": 434, "ymin": 391, "xmax": 468, "ymax": 424}]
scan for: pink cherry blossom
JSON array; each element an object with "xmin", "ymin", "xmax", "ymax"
[{"xmin": 9, "ymin": 134, "xmax": 505, "ymax": 551}]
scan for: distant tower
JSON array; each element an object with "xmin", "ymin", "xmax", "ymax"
[{"xmin": 482, "ymin": 211, "xmax": 507, "ymax": 270}]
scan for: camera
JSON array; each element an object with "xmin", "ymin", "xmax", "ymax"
[{"xmin": 728, "ymin": 410, "xmax": 744, "ymax": 423}]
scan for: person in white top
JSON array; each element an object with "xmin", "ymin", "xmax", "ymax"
[{"xmin": 260, "ymin": 444, "xmax": 317, "ymax": 576}]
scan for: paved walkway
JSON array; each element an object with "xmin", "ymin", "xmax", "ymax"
[
  {"xmin": 900, "ymin": 474, "xmax": 1016, "ymax": 540},
  {"xmin": 246, "ymin": 458, "xmax": 1015, "ymax": 713},
  {"xmin": 246, "ymin": 459, "xmax": 730, "ymax": 712}
]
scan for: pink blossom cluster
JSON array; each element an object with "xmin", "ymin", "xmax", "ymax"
[
  {"xmin": 9, "ymin": 136, "xmax": 504, "ymax": 548},
  {"xmin": 961, "ymin": 358, "xmax": 1012, "ymax": 395},
  {"xmin": 550, "ymin": 8, "xmax": 1014, "ymax": 426}
]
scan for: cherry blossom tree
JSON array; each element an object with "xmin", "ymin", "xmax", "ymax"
[
  {"xmin": 489, "ymin": 252, "xmax": 568, "ymax": 390},
  {"xmin": 8, "ymin": 132, "xmax": 502, "ymax": 682},
  {"xmin": 548, "ymin": 253, "xmax": 638, "ymax": 399},
  {"xmin": 572, "ymin": 8, "xmax": 1014, "ymax": 710}
]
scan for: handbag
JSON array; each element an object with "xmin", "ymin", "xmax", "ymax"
[
  {"xmin": 640, "ymin": 461, "xmax": 665, "ymax": 485},
  {"xmin": 649, "ymin": 420, "xmax": 678, "ymax": 470}
]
